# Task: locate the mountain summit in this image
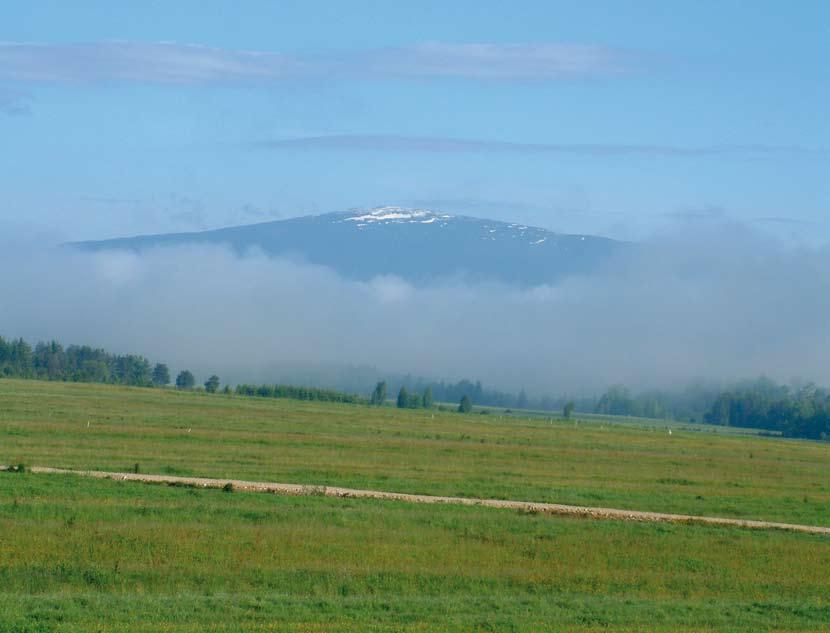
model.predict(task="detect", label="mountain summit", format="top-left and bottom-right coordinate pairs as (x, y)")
top-left (71, 206), bottom-right (622, 285)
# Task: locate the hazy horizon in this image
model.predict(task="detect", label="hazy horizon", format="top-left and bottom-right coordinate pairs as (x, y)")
top-left (2, 218), bottom-right (829, 397)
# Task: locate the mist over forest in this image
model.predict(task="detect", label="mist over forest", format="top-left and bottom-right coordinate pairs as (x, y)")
top-left (1, 221), bottom-right (829, 398)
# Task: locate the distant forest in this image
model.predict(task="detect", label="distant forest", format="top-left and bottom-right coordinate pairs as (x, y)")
top-left (0, 337), bottom-right (158, 386)
top-left (0, 336), bottom-right (364, 404)
top-left (1, 334), bottom-right (829, 439)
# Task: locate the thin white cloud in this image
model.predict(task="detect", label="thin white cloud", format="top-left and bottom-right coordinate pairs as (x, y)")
top-left (257, 134), bottom-right (828, 158)
top-left (351, 42), bottom-right (634, 80)
top-left (0, 40), bottom-right (633, 84)
top-left (0, 42), bottom-right (304, 84)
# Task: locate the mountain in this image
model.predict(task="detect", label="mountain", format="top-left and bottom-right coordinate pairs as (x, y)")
top-left (70, 206), bottom-right (623, 286)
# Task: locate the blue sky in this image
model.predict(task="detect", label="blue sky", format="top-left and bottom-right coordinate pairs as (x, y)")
top-left (1, 0), bottom-right (828, 241)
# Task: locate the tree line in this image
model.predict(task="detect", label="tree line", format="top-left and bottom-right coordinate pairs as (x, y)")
top-left (0, 335), bottom-right (222, 393)
top-left (389, 377), bottom-right (524, 410)
top-left (591, 383), bottom-right (722, 422)
top-left (703, 379), bottom-right (830, 439)
top-left (234, 383), bottom-right (366, 404)
top-left (589, 378), bottom-right (830, 440)
top-left (0, 336), bottom-right (158, 386)
top-left (4, 333), bottom-right (829, 438)
top-left (368, 381), bottom-right (471, 413)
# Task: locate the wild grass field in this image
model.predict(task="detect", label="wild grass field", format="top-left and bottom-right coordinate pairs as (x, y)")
top-left (1, 379), bottom-right (829, 524)
top-left (1, 378), bottom-right (830, 631)
top-left (1, 472), bottom-right (829, 632)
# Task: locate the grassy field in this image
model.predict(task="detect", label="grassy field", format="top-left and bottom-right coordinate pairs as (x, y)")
top-left (2, 378), bottom-right (830, 631)
top-left (1, 379), bottom-right (829, 525)
top-left (1, 471), bottom-right (829, 632)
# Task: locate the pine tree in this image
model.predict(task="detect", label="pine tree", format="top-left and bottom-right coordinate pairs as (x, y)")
top-left (458, 394), bottom-right (472, 414)
top-left (371, 381), bottom-right (387, 405)
top-left (422, 386), bottom-right (434, 409)
top-left (407, 392), bottom-right (422, 408)
top-left (397, 386), bottom-right (409, 409)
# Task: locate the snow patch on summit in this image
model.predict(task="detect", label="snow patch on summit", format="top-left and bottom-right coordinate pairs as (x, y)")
top-left (340, 206), bottom-right (453, 225)
top-left (337, 206), bottom-right (564, 247)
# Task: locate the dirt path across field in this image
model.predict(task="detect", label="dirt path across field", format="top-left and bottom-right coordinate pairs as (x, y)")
top-left (10, 465), bottom-right (830, 535)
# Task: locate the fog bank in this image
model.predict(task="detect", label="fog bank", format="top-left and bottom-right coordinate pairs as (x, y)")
top-left (1, 225), bottom-right (828, 395)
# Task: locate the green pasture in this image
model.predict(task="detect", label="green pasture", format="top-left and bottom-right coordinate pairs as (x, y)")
top-left (1, 379), bottom-right (828, 525)
top-left (2, 379), bottom-right (830, 631)
top-left (0, 472), bottom-right (828, 632)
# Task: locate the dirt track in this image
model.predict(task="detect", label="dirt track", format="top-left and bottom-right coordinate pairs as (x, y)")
top-left (12, 465), bottom-right (830, 535)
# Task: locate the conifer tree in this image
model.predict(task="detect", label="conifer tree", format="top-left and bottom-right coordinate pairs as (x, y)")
top-left (371, 381), bottom-right (387, 405)
top-left (422, 386), bottom-right (434, 409)
top-left (397, 386), bottom-right (409, 409)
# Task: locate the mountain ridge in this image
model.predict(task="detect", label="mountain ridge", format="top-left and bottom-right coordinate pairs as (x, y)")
top-left (69, 206), bottom-right (624, 286)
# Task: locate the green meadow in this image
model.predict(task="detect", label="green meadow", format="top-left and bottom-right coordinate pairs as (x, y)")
top-left (2, 379), bottom-right (829, 524)
top-left (2, 379), bottom-right (830, 631)
top-left (1, 473), bottom-right (829, 632)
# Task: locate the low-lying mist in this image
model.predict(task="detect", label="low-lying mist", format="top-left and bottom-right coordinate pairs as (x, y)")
top-left (1, 224), bottom-right (828, 395)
